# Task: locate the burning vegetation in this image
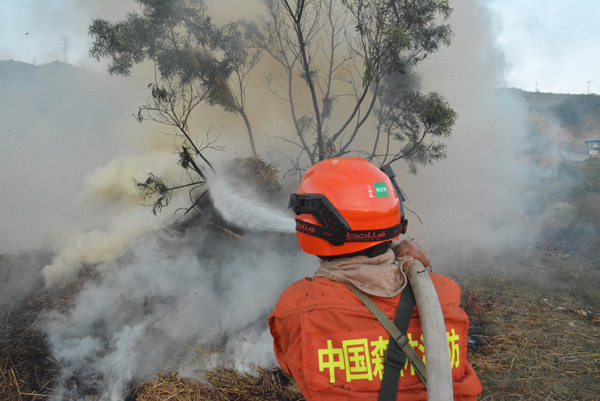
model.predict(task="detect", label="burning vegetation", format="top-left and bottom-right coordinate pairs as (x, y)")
top-left (2, 152), bottom-right (600, 399)
top-left (4, 137), bottom-right (600, 400)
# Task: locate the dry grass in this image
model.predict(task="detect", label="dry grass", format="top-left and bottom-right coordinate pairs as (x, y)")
top-left (135, 368), bottom-right (303, 401)
top-left (1, 292), bottom-right (60, 401)
top-left (0, 269), bottom-right (91, 401)
top-left (462, 271), bottom-right (600, 400)
top-left (225, 157), bottom-right (281, 194)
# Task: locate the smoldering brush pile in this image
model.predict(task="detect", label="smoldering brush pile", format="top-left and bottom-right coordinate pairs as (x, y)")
top-left (0, 275), bottom-right (85, 400)
top-left (135, 368), bottom-right (304, 401)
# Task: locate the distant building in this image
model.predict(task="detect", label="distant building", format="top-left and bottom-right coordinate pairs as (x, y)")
top-left (585, 139), bottom-right (600, 156)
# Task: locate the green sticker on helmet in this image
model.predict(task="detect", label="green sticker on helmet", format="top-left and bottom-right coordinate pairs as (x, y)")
top-left (373, 182), bottom-right (389, 198)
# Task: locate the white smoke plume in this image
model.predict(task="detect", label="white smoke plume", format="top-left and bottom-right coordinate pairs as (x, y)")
top-left (0, 62), bottom-right (144, 254)
top-left (397, 1), bottom-right (539, 262)
top-left (42, 224), bottom-right (313, 400)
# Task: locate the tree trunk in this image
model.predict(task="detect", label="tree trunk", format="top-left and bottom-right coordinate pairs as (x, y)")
top-left (239, 107), bottom-right (257, 157)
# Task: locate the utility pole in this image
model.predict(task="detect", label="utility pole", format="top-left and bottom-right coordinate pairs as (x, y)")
top-left (587, 81), bottom-right (591, 95)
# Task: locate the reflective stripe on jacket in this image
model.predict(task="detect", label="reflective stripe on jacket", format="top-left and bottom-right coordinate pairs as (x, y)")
top-left (268, 274), bottom-right (482, 401)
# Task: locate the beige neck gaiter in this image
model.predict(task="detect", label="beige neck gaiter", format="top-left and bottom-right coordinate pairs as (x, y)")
top-left (314, 249), bottom-right (412, 297)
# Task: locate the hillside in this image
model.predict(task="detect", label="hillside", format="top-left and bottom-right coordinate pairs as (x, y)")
top-left (504, 88), bottom-right (600, 154)
top-left (508, 88), bottom-right (600, 265)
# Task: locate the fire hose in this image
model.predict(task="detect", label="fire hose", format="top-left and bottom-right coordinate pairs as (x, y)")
top-left (348, 256), bottom-right (456, 400)
top-left (407, 259), bottom-right (454, 401)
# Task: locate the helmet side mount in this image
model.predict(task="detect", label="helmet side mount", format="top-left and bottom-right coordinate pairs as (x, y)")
top-left (289, 193), bottom-right (350, 245)
top-left (381, 164), bottom-right (408, 234)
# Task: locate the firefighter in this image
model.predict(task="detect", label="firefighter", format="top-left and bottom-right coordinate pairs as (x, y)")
top-left (269, 157), bottom-right (482, 400)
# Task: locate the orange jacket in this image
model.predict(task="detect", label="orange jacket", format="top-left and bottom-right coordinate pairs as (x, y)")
top-left (268, 273), bottom-right (482, 400)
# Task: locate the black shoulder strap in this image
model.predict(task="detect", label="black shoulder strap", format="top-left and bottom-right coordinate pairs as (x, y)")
top-left (378, 282), bottom-right (417, 401)
top-left (346, 283), bottom-right (427, 395)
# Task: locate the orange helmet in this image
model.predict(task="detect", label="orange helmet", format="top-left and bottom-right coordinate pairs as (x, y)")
top-left (289, 157), bottom-right (407, 256)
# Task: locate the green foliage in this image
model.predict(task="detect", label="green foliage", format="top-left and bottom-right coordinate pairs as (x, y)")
top-left (89, 0), bottom-right (214, 78)
top-left (545, 158), bottom-right (600, 203)
top-left (90, 0), bottom-right (261, 159)
top-left (344, 0), bottom-right (453, 85)
top-left (551, 94), bottom-right (600, 127)
top-left (134, 173), bottom-right (172, 215)
top-left (518, 89), bottom-right (600, 141)
top-left (380, 27), bottom-right (411, 75)
top-left (88, 0), bottom-right (261, 109)
top-left (375, 70), bottom-right (456, 172)
top-left (419, 92), bottom-right (457, 137)
top-left (536, 158), bottom-right (600, 263)
top-left (253, 0), bottom-right (457, 167)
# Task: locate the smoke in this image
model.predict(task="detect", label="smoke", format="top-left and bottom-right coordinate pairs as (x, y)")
top-left (42, 223), bottom-right (312, 400)
top-left (41, 150), bottom-right (190, 286)
top-left (0, 58), bottom-right (173, 256)
top-left (394, 1), bottom-right (540, 261)
top-left (199, 0), bottom-right (550, 266)
top-left (0, 250), bottom-right (52, 307)
top-left (0, 0), bottom-right (577, 400)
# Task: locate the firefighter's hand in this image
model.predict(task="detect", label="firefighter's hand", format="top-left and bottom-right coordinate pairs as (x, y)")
top-left (393, 240), bottom-right (431, 267)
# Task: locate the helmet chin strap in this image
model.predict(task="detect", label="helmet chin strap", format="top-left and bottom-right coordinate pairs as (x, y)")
top-left (289, 193), bottom-right (402, 246)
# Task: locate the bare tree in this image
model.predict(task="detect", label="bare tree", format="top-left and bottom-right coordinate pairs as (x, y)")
top-left (133, 72), bottom-right (221, 215)
top-left (253, 0), bottom-right (455, 170)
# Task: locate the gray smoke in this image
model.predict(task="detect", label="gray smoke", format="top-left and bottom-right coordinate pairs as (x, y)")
top-left (0, 61), bottom-right (146, 254)
top-left (42, 225), bottom-right (312, 400)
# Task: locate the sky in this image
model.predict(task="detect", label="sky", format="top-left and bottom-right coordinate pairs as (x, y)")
top-left (1, 0), bottom-right (600, 94)
top-left (488, 0), bottom-right (600, 94)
